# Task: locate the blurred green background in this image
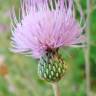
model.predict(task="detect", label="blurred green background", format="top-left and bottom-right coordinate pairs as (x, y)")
top-left (0, 0), bottom-right (96, 96)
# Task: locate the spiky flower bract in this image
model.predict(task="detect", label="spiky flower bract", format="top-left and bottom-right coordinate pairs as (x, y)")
top-left (11, 0), bottom-right (85, 82)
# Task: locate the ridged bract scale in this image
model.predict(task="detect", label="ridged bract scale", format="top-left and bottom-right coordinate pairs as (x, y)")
top-left (38, 51), bottom-right (67, 82)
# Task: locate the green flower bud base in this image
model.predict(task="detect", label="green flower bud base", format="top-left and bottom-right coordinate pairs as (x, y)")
top-left (38, 51), bottom-right (67, 82)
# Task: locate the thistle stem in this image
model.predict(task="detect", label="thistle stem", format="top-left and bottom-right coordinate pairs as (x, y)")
top-left (52, 83), bottom-right (61, 96)
top-left (84, 0), bottom-right (91, 96)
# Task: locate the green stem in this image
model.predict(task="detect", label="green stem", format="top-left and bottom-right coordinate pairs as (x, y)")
top-left (84, 0), bottom-right (91, 96)
top-left (52, 83), bottom-right (61, 96)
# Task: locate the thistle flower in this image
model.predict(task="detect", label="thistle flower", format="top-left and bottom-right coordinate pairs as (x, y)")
top-left (10, 0), bottom-right (85, 82)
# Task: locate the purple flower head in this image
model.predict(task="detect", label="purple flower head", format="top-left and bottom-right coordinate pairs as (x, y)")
top-left (11, 0), bottom-right (86, 59)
